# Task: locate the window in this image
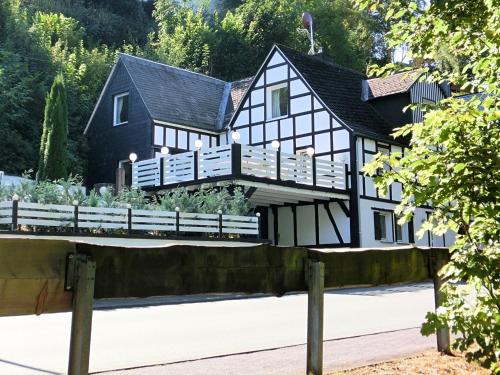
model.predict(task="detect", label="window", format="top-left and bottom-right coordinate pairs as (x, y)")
top-left (395, 222), bottom-right (403, 242)
top-left (113, 93), bottom-right (129, 125)
top-left (177, 130), bottom-right (187, 150)
top-left (267, 84), bottom-right (288, 119)
top-left (165, 128), bottom-right (176, 147)
top-left (373, 211), bottom-right (390, 241)
top-left (154, 126), bottom-right (164, 146)
top-left (394, 215), bottom-right (410, 243)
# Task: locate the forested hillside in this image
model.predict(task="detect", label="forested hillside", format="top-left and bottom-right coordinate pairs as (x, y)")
top-left (0, 0), bottom-right (390, 178)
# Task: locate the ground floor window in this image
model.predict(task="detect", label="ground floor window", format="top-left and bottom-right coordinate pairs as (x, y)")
top-left (395, 220), bottom-right (409, 243)
top-left (373, 210), bottom-right (391, 241)
top-left (373, 209), bottom-right (410, 243)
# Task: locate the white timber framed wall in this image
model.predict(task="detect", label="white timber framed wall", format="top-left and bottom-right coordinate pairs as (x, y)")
top-left (357, 136), bottom-right (454, 248)
top-left (152, 122), bottom-right (218, 157)
top-left (229, 47), bottom-right (351, 247)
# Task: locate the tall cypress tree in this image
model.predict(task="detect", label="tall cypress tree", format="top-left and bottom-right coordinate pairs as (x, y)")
top-left (38, 73), bottom-right (68, 180)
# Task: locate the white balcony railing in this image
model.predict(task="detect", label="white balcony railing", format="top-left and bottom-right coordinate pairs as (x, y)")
top-left (132, 144), bottom-right (348, 191)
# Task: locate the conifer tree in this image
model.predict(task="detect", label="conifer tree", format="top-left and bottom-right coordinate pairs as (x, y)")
top-left (38, 73), bottom-right (68, 180)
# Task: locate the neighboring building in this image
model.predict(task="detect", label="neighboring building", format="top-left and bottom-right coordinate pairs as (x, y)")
top-left (85, 44), bottom-right (454, 248)
top-left (0, 172), bottom-right (31, 187)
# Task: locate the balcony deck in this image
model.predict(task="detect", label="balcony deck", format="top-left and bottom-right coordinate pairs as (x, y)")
top-left (132, 144), bottom-right (350, 206)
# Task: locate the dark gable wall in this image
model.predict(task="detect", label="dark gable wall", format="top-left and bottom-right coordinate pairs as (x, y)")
top-left (86, 60), bottom-right (152, 187)
top-left (368, 93), bottom-right (412, 129)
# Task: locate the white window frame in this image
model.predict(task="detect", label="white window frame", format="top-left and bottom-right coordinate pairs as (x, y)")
top-left (373, 210), bottom-right (393, 242)
top-left (266, 83), bottom-right (289, 120)
top-left (394, 215), bottom-right (410, 244)
top-left (113, 92), bottom-right (129, 126)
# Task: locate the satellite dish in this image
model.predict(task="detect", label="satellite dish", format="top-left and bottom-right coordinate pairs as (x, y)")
top-left (302, 12), bottom-right (313, 30)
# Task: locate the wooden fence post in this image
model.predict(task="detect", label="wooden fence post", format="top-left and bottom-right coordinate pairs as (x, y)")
top-left (193, 150), bottom-right (199, 181)
top-left (431, 249), bottom-right (451, 354)
top-left (256, 212), bottom-right (261, 239)
top-left (218, 210), bottom-right (223, 238)
top-left (175, 207), bottom-right (180, 236)
top-left (11, 194), bottom-right (19, 231)
top-left (68, 254), bottom-right (96, 375)
top-left (127, 204), bottom-right (132, 235)
top-left (276, 150), bottom-right (281, 181)
top-left (312, 157), bottom-right (317, 187)
top-left (307, 259), bottom-right (325, 375)
top-left (73, 201), bottom-right (79, 233)
top-left (231, 143), bottom-right (242, 177)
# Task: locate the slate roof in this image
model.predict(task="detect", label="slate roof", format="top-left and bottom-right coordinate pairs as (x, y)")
top-left (364, 70), bottom-right (421, 100)
top-left (277, 45), bottom-right (395, 138)
top-left (120, 53), bottom-right (229, 131)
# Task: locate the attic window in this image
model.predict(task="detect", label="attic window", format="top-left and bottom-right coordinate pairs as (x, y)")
top-left (114, 93), bottom-right (129, 125)
top-left (267, 83), bottom-right (288, 119)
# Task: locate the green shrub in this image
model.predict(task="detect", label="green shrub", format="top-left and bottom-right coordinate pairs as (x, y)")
top-left (1, 174), bottom-right (252, 215)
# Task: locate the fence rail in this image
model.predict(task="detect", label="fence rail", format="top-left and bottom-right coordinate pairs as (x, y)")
top-left (198, 145), bottom-right (232, 178)
top-left (280, 153), bottom-right (313, 185)
top-left (132, 144), bottom-right (348, 191)
top-left (0, 200), bottom-right (260, 238)
top-left (163, 152), bottom-right (195, 185)
top-left (132, 158), bottom-right (161, 187)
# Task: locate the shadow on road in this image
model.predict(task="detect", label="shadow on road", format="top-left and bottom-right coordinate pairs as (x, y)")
top-left (94, 282), bottom-right (434, 311)
top-left (0, 358), bottom-right (62, 375)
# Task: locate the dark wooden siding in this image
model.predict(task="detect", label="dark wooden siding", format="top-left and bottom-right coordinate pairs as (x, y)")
top-left (86, 60), bottom-right (152, 187)
top-left (369, 94), bottom-right (412, 129)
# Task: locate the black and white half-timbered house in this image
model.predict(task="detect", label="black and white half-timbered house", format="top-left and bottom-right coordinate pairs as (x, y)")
top-left (85, 44), bottom-right (454, 249)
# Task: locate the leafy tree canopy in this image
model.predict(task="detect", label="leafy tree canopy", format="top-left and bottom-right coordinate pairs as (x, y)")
top-left (356, 0), bottom-right (499, 370)
top-left (1, 0), bottom-right (390, 180)
top-left (150, 0), bottom-right (389, 79)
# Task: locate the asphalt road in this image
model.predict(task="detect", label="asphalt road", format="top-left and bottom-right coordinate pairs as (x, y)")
top-left (0, 283), bottom-right (435, 375)
top-left (104, 327), bottom-right (435, 375)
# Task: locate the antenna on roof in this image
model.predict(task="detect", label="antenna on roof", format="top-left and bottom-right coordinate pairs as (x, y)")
top-left (297, 12), bottom-right (318, 55)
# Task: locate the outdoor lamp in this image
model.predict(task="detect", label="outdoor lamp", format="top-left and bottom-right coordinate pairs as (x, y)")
top-left (231, 131), bottom-right (241, 143)
top-left (12, 193), bottom-right (19, 201)
top-left (160, 146), bottom-right (169, 155)
top-left (194, 139), bottom-right (203, 149)
top-left (271, 140), bottom-right (280, 150)
top-left (129, 152), bottom-right (138, 163)
top-left (306, 147), bottom-right (315, 157)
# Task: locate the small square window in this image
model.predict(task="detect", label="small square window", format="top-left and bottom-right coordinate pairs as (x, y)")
top-left (267, 84), bottom-right (288, 119)
top-left (113, 93), bottom-right (129, 125)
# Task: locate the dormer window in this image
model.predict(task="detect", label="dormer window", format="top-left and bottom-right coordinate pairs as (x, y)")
top-left (113, 93), bottom-right (129, 125)
top-left (267, 83), bottom-right (288, 119)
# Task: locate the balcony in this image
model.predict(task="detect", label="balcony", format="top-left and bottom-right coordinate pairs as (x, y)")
top-left (132, 144), bottom-right (349, 206)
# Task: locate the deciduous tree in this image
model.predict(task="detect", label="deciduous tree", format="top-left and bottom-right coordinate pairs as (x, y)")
top-left (356, 0), bottom-right (499, 370)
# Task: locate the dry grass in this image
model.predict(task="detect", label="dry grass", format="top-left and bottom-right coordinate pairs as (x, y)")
top-left (330, 350), bottom-right (490, 375)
